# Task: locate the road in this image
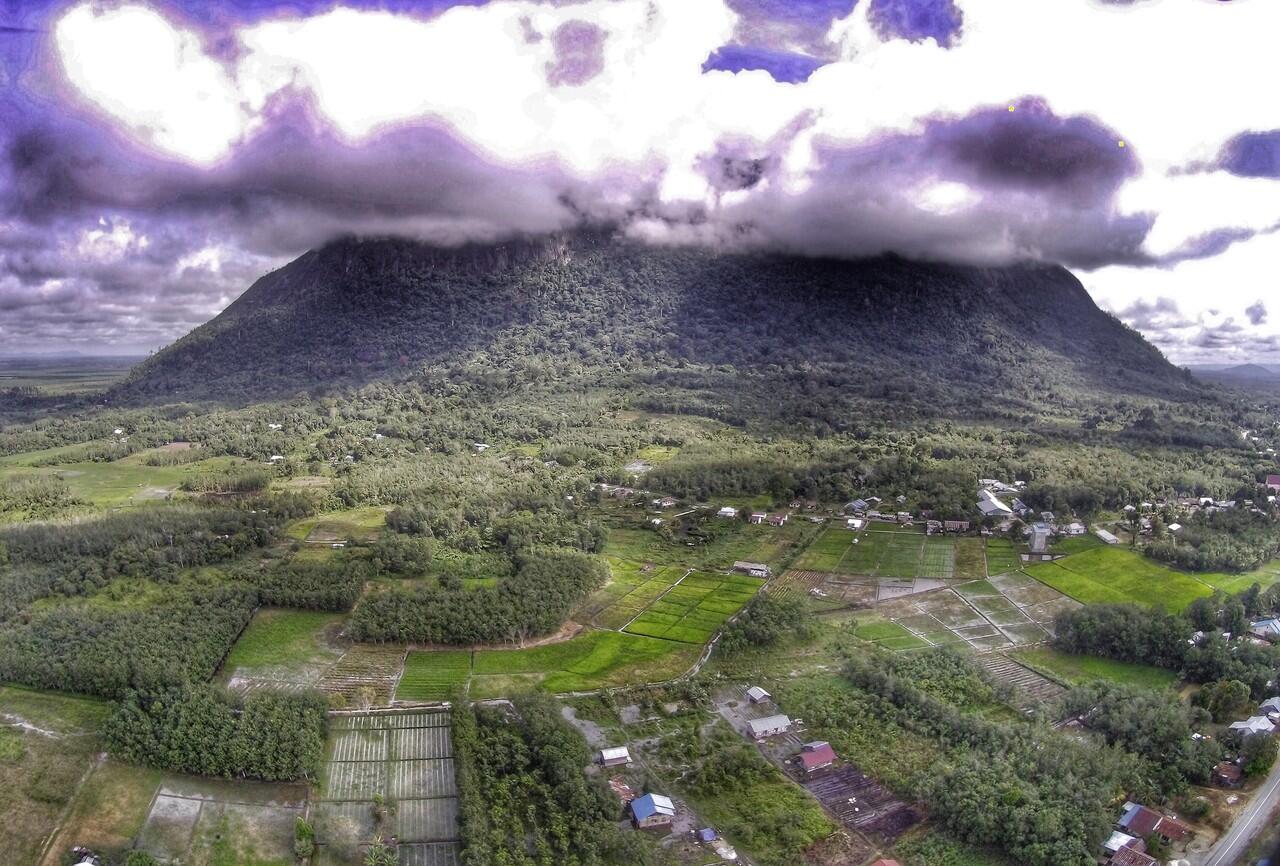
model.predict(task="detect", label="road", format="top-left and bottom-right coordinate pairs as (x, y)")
top-left (1200, 757), bottom-right (1280, 866)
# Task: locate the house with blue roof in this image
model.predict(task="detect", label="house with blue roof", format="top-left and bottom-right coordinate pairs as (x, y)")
top-left (631, 792), bottom-right (676, 829)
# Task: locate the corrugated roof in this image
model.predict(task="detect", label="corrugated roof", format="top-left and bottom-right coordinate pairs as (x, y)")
top-left (632, 793), bottom-right (676, 820)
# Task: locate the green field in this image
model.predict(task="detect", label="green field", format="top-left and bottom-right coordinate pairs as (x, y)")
top-left (285, 505), bottom-right (388, 543)
top-left (1024, 546), bottom-right (1213, 612)
top-left (1194, 558), bottom-right (1280, 594)
top-left (954, 538), bottom-right (987, 579)
top-left (793, 526), bottom-right (957, 579)
top-left (0, 685), bottom-right (113, 864)
top-left (468, 629), bottom-right (698, 696)
top-left (397, 650), bottom-right (473, 701)
top-left (984, 539), bottom-right (1020, 575)
top-left (853, 619), bottom-right (930, 650)
top-left (0, 451), bottom-right (244, 509)
top-left (622, 571), bottom-right (764, 643)
top-left (1012, 647), bottom-right (1179, 690)
top-left (581, 559), bottom-right (690, 629)
top-left (221, 609), bottom-right (343, 675)
top-left (603, 516), bottom-right (817, 572)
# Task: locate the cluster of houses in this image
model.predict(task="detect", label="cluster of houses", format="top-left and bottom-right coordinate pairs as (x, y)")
top-left (1103, 802), bottom-right (1192, 866)
top-left (844, 496), bottom-right (917, 526)
top-left (1227, 696), bottom-right (1280, 739)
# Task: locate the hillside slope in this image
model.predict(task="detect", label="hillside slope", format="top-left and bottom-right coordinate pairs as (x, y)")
top-left (116, 234), bottom-right (1190, 417)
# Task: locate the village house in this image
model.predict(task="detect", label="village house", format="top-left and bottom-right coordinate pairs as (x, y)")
top-left (1259, 696), bottom-right (1280, 716)
top-left (768, 512), bottom-right (788, 526)
top-left (846, 498), bottom-right (870, 513)
top-left (733, 561), bottom-right (771, 578)
top-left (599, 746), bottom-right (631, 767)
top-left (1251, 618), bottom-right (1280, 642)
top-left (1109, 845), bottom-right (1157, 866)
top-left (977, 488), bottom-right (1013, 519)
top-left (1103, 831), bottom-right (1141, 857)
top-left (747, 714), bottom-right (791, 740)
top-left (1029, 523), bottom-right (1051, 555)
top-left (746, 685), bottom-right (772, 705)
top-left (944, 519), bottom-right (971, 532)
top-left (653, 496), bottom-right (678, 508)
top-left (1063, 521), bottom-right (1086, 535)
top-left (1229, 715), bottom-right (1276, 737)
top-left (749, 511), bottom-right (767, 524)
top-left (631, 793), bottom-right (676, 830)
top-left (798, 741), bottom-right (837, 773)
top-left (1116, 802), bottom-right (1191, 844)
top-left (472, 442), bottom-right (490, 452)
top-left (717, 506), bottom-right (739, 519)
top-left (1212, 760), bottom-right (1243, 788)
top-left (926, 519), bottom-right (943, 534)
top-left (846, 517), bottom-right (866, 530)
top-left (1267, 474), bottom-right (1280, 493)
top-left (1095, 528), bottom-right (1119, 545)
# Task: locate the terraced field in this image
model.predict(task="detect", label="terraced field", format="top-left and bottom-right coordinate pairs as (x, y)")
top-left (314, 711), bottom-right (460, 866)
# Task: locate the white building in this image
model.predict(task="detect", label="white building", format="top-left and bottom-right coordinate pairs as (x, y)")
top-left (717, 506), bottom-right (739, 519)
top-left (747, 714), bottom-right (791, 740)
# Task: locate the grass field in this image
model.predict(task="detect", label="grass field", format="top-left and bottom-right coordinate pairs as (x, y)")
top-left (0, 685), bottom-right (113, 865)
top-left (1194, 558), bottom-right (1280, 594)
top-left (853, 618), bottom-right (931, 650)
top-left (221, 609), bottom-right (343, 675)
top-left (45, 761), bottom-right (164, 866)
top-left (955, 538), bottom-right (987, 579)
top-left (792, 526), bottom-right (959, 580)
top-left (1024, 546), bottom-right (1213, 612)
top-left (468, 629), bottom-right (698, 696)
top-left (622, 571), bottom-right (764, 643)
top-left (0, 452), bottom-right (245, 510)
top-left (1012, 647), bottom-right (1179, 690)
top-left (285, 506), bottom-right (388, 544)
top-left (397, 650), bottom-right (473, 701)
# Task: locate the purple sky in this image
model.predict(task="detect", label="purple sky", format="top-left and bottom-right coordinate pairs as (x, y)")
top-left (1, 0), bottom-right (1278, 362)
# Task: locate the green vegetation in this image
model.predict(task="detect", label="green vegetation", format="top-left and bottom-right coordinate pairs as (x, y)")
top-left (104, 685), bottom-right (328, 781)
top-left (1013, 646), bottom-right (1179, 690)
top-left (983, 538), bottom-right (1020, 575)
top-left (397, 650), bottom-right (472, 701)
top-left (1026, 546), bottom-right (1213, 612)
top-left (623, 571), bottom-right (763, 643)
top-left (453, 694), bottom-right (653, 865)
top-left (285, 506), bottom-right (387, 543)
top-left (470, 629), bottom-right (697, 696)
top-left (221, 609), bottom-right (343, 674)
top-left (853, 618), bottom-right (931, 650)
top-left (0, 684), bottom-right (112, 864)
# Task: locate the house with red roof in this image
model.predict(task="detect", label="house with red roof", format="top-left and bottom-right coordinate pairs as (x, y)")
top-left (798, 741), bottom-right (837, 773)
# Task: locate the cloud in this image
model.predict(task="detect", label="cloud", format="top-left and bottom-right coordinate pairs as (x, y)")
top-left (1246, 300), bottom-right (1267, 327)
top-left (4, 0), bottom-right (1280, 354)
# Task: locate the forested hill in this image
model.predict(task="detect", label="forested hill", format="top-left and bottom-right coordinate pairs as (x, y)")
top-left (115, 233), bottom-right (1191, 416)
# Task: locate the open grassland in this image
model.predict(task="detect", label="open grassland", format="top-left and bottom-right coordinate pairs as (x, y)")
top-left (221, 609), bottom-right (343, 675)
top-left (0, 685), bottom-right (112, 866)
top-left (0, 452), bottom-right (245, 509)
top-left (1193, 558), bottom-right (1280, 594)
top-left (397, 650), bottom-right (473, 702)
top-left (1052, 535), bottom-right (1104, 556)
top-left (852, 618), bottom-right (931, 651)
top-left (1024, 546), bottom-right (1213, 612)
top-left (285, 505), bottom-right (388, 543)
top-left (622, 571), bottom-right (764, 644)
top-left (468, 629), bottom-right (698, 697)
top-left (1012, 646), bottom-right (1179, 690)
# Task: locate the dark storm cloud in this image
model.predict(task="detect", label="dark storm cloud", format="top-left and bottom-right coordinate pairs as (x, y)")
top-left (868, 0), bottom-right (963, 46)
top-left (702, 44), bottom-right (828, 83)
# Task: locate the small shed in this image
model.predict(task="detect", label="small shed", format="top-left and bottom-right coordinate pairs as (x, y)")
top-left (749, 512), bottom-right (767, 524)
top-left (745, 686), bottom-right (771, 705)
top-left (1213, 761), bottom-right (1243, 788)
top-left (599, 746), bottom-right (631, 767)
top-left (733, 561), bottom-right (771, 578)
top-left (718, 506), bottom-right (739, 518)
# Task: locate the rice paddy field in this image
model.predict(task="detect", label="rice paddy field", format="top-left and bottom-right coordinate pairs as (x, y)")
top-left (1023, 546), bottom-right (1213, 612)
top-left (314, 711), bottom-right (460, 866)
top-left (602, 516), bottom-right (818, 571)
top-left (621, 570), bottom-right (765, 643)
top-left (791, 526), bottom-right (960, 579)
top-left (468, 629), bottom-right (699, 697)
top-left (579, 558), bottom-right (690, 629)
top-left (397, 651), bottom-right (473, 702)
top-left (984, 538), bottom-right (1021, 575)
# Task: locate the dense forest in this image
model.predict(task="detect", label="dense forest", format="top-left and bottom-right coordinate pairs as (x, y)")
top-left (453, 694), bottom-right (651, 866)
top-left (114, 235), bottom-right (1191, 425)
top-left (103, 685), bottom-right (328, 781)
top-left (349, 548), bottom-right (608, 644)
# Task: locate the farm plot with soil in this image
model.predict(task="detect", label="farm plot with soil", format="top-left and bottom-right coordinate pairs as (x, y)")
top-left (314, 710), bottom-right (460, 866)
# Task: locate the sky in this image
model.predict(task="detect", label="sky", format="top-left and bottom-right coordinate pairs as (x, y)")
top-left (1, 0), bottom-right (1279, 363)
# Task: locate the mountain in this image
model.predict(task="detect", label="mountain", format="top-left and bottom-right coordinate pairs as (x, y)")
top-left (1187, 363), bottom-right (1280, 391)
top-left (114, 234), bottom-right (1191, 419)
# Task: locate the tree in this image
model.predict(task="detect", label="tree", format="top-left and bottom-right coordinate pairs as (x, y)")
top-left (1241, 734), bottom-right (1278, 778)
top-left (364, 837), bottom-right (398, 866)
top-left (1200, 680), bottom-right (1252, 723)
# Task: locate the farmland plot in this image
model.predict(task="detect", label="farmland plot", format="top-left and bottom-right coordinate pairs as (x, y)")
top-left (622, 571), bottom-right (764, 643)
top-left (319, 644), bottom-right (406, 706)
top-left (315, 710), bottom-right (460, 866)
